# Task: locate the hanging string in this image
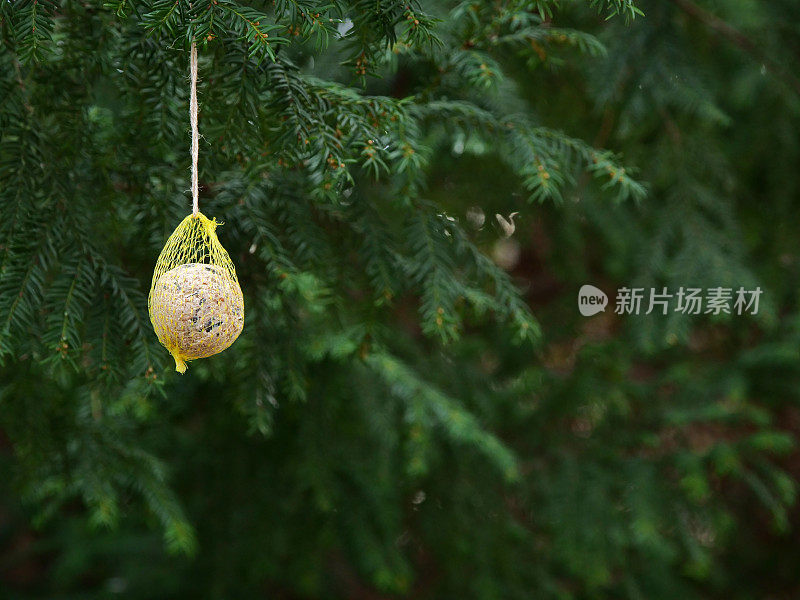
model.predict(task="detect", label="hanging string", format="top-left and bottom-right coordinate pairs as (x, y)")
top-left (189, 40), bottom-right (199, 216)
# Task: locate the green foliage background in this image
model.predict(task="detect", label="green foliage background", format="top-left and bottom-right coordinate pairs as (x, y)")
top-left (2, 0), bottom-right (800, 597)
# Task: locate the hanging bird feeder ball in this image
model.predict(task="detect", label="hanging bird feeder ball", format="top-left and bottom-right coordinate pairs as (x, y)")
top-left (148, 213), bottom-right (244, 373)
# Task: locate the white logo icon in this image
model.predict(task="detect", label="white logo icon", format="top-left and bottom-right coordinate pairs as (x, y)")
top-left (578, 285), bottom-right (608, 316)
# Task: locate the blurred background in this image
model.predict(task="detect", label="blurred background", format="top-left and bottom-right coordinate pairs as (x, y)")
top-left (2, 0), bottom-right (800, 598)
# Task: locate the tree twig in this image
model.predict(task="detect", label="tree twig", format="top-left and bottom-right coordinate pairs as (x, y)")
top-left (671, 0), bottom-right (800, 98)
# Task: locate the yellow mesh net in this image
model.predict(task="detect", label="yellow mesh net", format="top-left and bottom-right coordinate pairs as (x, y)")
top-left (148, 212), bottom-right (244, 373)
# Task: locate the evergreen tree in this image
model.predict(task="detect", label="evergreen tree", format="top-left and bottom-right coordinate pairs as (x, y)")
top-left (1, 0), bottom-right (800, 598)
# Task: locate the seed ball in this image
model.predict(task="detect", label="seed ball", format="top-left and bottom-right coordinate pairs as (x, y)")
top-left (150, 263), bottom-right (244, 362)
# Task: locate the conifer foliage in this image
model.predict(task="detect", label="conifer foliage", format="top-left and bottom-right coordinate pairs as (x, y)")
top-left (2, 0), bottom-right (800, 598)
top-left (0, 0), bottom-right (639, 551)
